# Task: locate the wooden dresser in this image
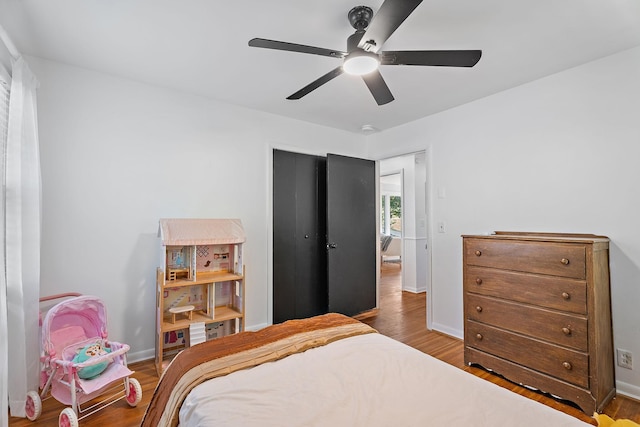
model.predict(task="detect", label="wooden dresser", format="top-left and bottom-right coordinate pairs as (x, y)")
top-left (462, 232), bottom-right (615, 413)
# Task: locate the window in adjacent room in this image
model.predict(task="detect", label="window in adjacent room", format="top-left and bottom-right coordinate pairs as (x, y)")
top-left (380, 172), bottom-right (402, 237)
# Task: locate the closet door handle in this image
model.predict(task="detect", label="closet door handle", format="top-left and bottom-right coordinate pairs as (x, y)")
top-left (327, 243), bottom-right (337, 250)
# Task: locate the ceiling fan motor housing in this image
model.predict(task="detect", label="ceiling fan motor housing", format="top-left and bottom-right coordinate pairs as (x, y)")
top-left (348, 6), bottom-right (373, 30)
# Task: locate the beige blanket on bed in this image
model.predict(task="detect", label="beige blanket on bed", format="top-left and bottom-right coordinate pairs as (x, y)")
top-left (141, 313), bottom-right (377, 427)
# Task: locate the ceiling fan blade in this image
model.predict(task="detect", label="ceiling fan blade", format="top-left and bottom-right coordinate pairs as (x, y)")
top-left (362, 70), bottom-right (394, 105)
top-left (381, 50), bottom-right (482, 67)
top-left (358, 0), bottom-right (423, 53)
top-left (287, 67), bottom-right (344, 100)
top-left (249, 38), bottom-right (346, 59)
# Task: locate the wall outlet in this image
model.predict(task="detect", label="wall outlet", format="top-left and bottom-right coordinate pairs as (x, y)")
top-left (617, 348), bottom-right (633, 369)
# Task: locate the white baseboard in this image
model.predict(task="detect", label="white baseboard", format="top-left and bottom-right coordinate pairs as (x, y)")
top-left (246, 322), bottom-right (270, 331)
top-left (127, 348), bottom-right (155, 364)
top-left (431, 322), bottom-right (463, 340)
top-left (402, 284), bottom-right (426, 293)
top-left (616, 380), bottom-right (640, 401)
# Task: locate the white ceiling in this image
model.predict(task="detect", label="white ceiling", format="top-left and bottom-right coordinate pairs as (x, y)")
top-left (1, 0), bottom-right (640, 134)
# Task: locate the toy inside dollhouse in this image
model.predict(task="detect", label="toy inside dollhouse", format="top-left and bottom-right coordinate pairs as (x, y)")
top-left (166, 246), bottom-right (192, 281)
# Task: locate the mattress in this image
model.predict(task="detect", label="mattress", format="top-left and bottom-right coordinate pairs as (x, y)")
top-left (178, 333), bottom-right (592, 426)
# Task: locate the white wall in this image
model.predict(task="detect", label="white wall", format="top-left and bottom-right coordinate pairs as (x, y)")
top-left (30, 57), bottom-right (367, 361)
top-left (367, 45), bottom-right (640, 397)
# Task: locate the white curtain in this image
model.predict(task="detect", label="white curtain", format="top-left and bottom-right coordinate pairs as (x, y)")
top-left (0, 25), bottom-right (41, 423)
top-left (0, 61), bottom-right (9, 427)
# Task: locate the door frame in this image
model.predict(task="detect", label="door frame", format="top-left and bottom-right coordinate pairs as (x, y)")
top-left (267, 145), bottom-right (381, 325)
top-left (376, 148), bottom-right (433, 330)
top-left (268, 145), bottom-right (433, 329)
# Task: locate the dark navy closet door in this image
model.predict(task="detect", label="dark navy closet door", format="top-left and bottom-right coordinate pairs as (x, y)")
top-left (326, 154), bottom-right (376, 316)
top-left (273, 150), bottom-right (327, 323)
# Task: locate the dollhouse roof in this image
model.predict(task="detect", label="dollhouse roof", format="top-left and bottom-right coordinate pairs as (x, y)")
top-left (158, 218), bottom-right (245, 246)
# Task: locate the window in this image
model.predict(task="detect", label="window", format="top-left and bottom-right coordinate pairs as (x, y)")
top-left (380, 172), bottom-right (402, 236)
top-left (380, 194), bottom-right (401, 236)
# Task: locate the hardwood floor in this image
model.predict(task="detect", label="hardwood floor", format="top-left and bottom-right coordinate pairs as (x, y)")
top-left (9, 263), bottom-right (640, 425)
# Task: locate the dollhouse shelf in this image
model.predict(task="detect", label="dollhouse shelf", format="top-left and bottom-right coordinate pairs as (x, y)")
top-left (155, 218), bottom-right (246, 375)
top-left (164, 271), bottom-right (243, 288)
top-left (161, 305), bottom-right (244, 333)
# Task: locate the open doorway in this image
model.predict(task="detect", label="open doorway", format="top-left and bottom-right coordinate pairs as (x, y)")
top-left (379, 152), bottom-right (428, 296)
top-left (380, 173), bottom-right (402, 270)
top-left (380, 172), bottom-right (403, 301)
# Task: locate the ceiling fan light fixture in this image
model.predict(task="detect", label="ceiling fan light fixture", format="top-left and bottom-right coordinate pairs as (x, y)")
top-left (343, 51), bottom-right (379, 76)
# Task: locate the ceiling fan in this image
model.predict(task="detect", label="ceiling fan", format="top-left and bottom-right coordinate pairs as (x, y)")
top-left (248, 0), bottom-right (482, 106)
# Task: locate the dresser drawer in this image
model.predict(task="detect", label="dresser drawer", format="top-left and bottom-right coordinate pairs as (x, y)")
top-left (464, 238), bottom-right (586, 279)
top-left (465, 293), bottom-right (588, 351)
top-left (464, 266), bottom-right (587, 314)
top-left (466, 321), bottom-right (588, 388)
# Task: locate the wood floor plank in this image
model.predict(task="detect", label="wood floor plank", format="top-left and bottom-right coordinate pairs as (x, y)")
top-left (9, 262), bottom-right (640, 425)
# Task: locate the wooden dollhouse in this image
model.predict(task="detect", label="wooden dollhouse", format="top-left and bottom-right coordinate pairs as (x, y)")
top-left (155, 218), bottom-right (245, 373)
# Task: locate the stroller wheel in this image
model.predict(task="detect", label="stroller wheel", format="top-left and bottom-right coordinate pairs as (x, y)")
top-left (25, 391), bottom-right (42, 421)
top-left (125, 377), bottom-right (142, 407)
top-left (59, 408), bottom-right (78, 427)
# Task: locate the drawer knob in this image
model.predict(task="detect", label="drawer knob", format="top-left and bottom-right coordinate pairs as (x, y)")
top-left (562, 292), bottom-right (570, 300)
top-left (562, 361), bottom-right (572, 370)
top-left (476, 333), bottom-right (483, 340)
top-left (562, 327), bottom-right (572, 335)
top-left (476, 306), bottom-right (483, 313)
top-left (561, 258), bottom-right (570, 265)
top-left (475, 278), bottom-right (483, 285)
top-left (474, 250), bottom-right (482, 256)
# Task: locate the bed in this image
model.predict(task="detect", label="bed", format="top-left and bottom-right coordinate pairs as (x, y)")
top-left (142, 313), bottom-right (594, 427)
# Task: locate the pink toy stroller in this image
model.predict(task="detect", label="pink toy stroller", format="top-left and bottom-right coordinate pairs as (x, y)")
top-left (25, 294), bottom-right (142, 427)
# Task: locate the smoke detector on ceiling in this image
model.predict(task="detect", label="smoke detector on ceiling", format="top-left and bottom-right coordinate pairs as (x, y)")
top-left (361, 124), bottom-right (378, 134)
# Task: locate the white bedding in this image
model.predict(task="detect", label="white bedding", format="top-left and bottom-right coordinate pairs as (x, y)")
top-left (179, 333), bottom-right (591, 426)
